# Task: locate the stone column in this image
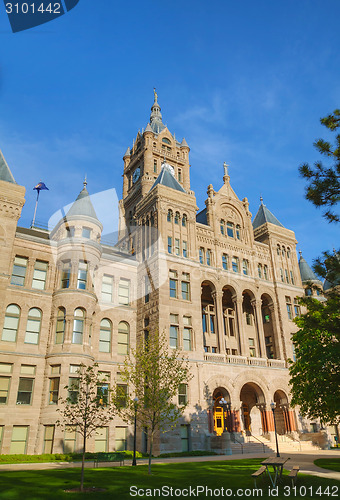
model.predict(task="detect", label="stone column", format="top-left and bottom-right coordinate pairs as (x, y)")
top-left (251, 298), bottom-right (266, 358)
top-left (233, 295), bottom-right (246, 356)
top-left (212, 290), bottom-right (224, 353)
top-left (269, 303), bottom-right (284, 360)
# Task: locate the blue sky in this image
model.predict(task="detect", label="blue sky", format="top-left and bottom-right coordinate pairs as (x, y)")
top-left (0, 0), bottom-right (339, 267)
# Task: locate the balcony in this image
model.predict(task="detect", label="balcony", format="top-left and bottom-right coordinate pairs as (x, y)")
top-left (203, 353), bottom-right (286, 369)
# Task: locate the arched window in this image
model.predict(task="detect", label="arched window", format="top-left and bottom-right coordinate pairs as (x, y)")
top-left (220, 220), bottom-right (225, 235)
top-left (167, 209), bottom-right (173, 222)
top-left (242, 259), bottom-right (249, 275)
top-left (182, 214), bottom-right (187, 227)
top-left (264, 265), bottom-right (268, 280)
top-left (236, 224), bottom-right (241, 240)
top-left (258, 264), bottom-right (263, 279)
top-left (72, 308), bottom-right (85, 344)
top-left (2, 304), bottom-right (20, 342)
top-left (287, 248), bottom-right (291, 258)
top-left (162, 137), bottom-right (171, 145)
top-left (277, 245), bottom-right (281, 256)
top-left (174, 212), bottom-right (180, 225)
top-left (25, 308), bottom-right (42, 344)
top-left (222, 253), bottom-right (228, 270)
top-left (55, 307), bottom-right (66, 344)
top-left (282, 246), bottom-right (286, 257)
top-left (199, 248), bottom-right (204, 264)
top-left (118, 321), bottom-right (129, 355)
top-left (99, 319), bottom-right (112, 353)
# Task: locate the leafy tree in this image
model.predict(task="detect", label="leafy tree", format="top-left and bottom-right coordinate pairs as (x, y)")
top-left (112, 330), bottom-right (192, 474)
top-left (299, 109), bottom-right (340, 222)
top-left (313, 249), bottom-right (340, 291)
top-left (289, 292), bottom-right (340, 426)
top-left (56, 363), bottom-right (115, 492)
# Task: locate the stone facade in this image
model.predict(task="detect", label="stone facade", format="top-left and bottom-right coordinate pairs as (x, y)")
top-left (0, 95), bottom-right (321, 456)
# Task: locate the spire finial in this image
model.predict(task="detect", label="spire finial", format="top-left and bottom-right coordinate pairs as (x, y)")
top-left (153, 88), bottom-right (158, 103)
top-left (223, 162), bottom-right (229, 177)
top-left (299, 249), bottom-right (302, 257)
top-left (83, 175), bottom-right (87, 188)
top-left (260, 195), bottom-right (263, 204)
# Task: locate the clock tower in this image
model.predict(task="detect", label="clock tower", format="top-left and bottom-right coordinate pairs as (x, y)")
top-left (119, 91), bottom-right (192, 235)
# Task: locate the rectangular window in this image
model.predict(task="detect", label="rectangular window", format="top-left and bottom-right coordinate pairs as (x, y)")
top-left (0, 363), bottom-right (13, 374)
top-left (286, 296), bottom-right (293, 320)
top-left (242, 260), bottom-right (248, 275)
top-left (206, 250), bottom-right (211, 266)
top-left (294, 298), bottom-right (301, 317)
top-left (168, 236), bottom-right (173, 254)
top-left (178, 384), bottom-right (188, 405)
top-left (10, 426), bottom-right (28, 454)
top-left (170, 314), bottom-right (179, 348)
top-left (290, 271), bottom-right (295, 285)
top-left (280, 268), bottom-right (284, 282)
top-left (77, 261), bottom-right (88, 290)
top-left (227, 222), bottom-right (234, 238)
top-left (16, 378), bottom-right (34, 405)
top-left (66, 226), bottom-right (75, 238)
top-left (183, 316), bottom-right (192, 351)
top-left (32, 260), bottom-right (48, 290)
top-left (145, 275), bottom-right (150, 303)
top-left (115, 427), bottom-right (127, 451)
top-left (43, 425), bottom-right (55, 454)
top-left (0, 377), bottom-right (10, 404)
top-left (95, 427), bottom-right (108, 452)
top-left (181, 273), bottom-right (190, 301)
top-left (181, 424), bottom-right (190, 452)
top-left (183, 240), bottom-right (187, 258)
top-left (153, 160), bottom-right (157, 173)
top-left (97, 382), bottom-right (109, 406)
top-left (64, 425), bottom-right (77, 453)
top-left (285, 269), bottom-right (290, 283)
top-left (175, 238), bottom-right (180, 256)
top-left (245, 312), bottom-right (252, 326)
top-left (199, 247), bottom-right (204, 264)
top-left (169, 270), bottom-right (177, 298)
top-left (249, 338), bottom-right (256, 357)
top-left (11, 256), bottom-right (28, 286)
top-left (222, 254), bottom-right (228, 270)
top-left (264, 265), bottom-right (268, 280)
top-left (82, 227), bottom-right (91, 238)
top-left (101, 275), bottom-right (113, 303)
top-left (232, 257), bottom-right (239, 273)
top-left (49, 378), bottom-right (60, 405)
top-left (61, 261), bottom-right (71, 289)
top-left (178, 168), bottom-right (182, 182)
top-left (118, 279), bottom-right (130, 305)
top-left (68, 377), bottom-right (79, 404)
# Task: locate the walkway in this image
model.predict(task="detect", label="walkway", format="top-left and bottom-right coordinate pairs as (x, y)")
top-left (0, 449), bottom-right (339, 481)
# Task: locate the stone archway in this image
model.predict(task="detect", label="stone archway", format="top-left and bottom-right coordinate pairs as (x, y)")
top-left (240, 382), bottom-right (266, 436)
top-left (212, 388), bottom-right (231, 436)
top-left (274, 390), bottom-right (289, 435)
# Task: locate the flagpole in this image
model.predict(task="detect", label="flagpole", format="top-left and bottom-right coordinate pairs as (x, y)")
top-left (32, 189), bottom-right (40, 228)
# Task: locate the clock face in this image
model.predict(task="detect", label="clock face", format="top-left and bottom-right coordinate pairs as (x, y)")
top-left (132, 167), bottom-right (140, 183)
top-left (168, 165), bottom-right (175, 176)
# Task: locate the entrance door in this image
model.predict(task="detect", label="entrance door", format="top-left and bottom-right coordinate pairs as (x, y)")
top-left (242, 403), bottom-right (251, 434)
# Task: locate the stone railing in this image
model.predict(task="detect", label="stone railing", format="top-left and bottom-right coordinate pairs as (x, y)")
top-left (203, 353), bottom-right (286, 369)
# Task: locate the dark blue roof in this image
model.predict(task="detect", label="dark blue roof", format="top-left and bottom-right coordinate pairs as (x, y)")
top-left (66, 185), bottom-right (99, 221)
top-left (253, 202), bottom-right (284, 229)
top-left (298, 255), bottom-right (319, 283)
top-left (196, 208), bottom-right (208, 225)
top-left (150, 164), bottom-right (186, 193)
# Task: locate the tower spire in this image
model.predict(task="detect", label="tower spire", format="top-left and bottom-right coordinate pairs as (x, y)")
top-left (150, 88), bottom-right (165, 133)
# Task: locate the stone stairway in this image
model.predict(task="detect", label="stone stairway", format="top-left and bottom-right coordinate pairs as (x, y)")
top-left (230, 434), bottom-right (318, 455)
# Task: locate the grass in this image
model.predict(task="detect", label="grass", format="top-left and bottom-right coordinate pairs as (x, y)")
top-left (315, 458), bottom-right (340, 472)
top-left (0, 450), bottom-right (142, 464)
top-left (0, 459), bottom-right (339, 500)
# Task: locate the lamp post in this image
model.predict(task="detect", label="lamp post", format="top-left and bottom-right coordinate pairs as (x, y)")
top-left (270, 401), bottom-right (280, 457)
top-left (132, 396), bottom-right (139, 466)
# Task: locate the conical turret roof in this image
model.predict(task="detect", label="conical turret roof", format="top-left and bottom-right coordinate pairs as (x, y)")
top-left (66, 181), bottom-right (99, 221)
top-left (0, 149), bottom-right (16, 184)
top-left (253, 198), bottom-right (284, 229)
top-left (298, 252), bottom-right (320, 283)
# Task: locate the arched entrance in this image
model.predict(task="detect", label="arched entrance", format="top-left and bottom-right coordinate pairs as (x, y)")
top-left (213, 388), bottom-right (231, 436)
top-left (274, 390), bottom-right (289, 435)
top-left (240, 383), bottom-right (266, 436)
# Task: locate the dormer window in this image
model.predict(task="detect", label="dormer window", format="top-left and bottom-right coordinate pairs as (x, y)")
top-left (162, 137), bottom-right (171, 145)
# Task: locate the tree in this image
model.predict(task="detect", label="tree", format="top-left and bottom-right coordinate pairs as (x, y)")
top-left (112, 330), bottom-right (192, 474)
top-left (313, 249), bottom-right (340, 291)
top-left (289, 291), bottom-right (340, 426)
top-left (56, 363), bottom-right (115, 492)
top-left (299, 109), bottom-right (340, 223)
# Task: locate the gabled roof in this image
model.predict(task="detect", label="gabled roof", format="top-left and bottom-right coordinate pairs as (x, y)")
top-left (0, 149), bottom-right (16, 184)
top-left (253, 200), bottom-right (284, 229)
top-left (298, 253), bottom-right (320, 283)
top-left (150, 163), bottom-right (186, 193)
top-left (66, 183), bottom-right (99, 221)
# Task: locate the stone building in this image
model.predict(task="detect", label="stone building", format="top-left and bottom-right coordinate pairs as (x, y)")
top-left (0, 93), bottom-right (323, 455)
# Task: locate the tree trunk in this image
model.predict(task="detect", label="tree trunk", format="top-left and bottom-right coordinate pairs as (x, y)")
top-left (148, 432), bottom-right (154, 475)
top-left (80, 431), bottom-right (86, 492)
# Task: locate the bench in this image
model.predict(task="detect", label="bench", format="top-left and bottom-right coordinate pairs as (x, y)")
top-left (251, 466), bottom-right (267, 487)
top-left (94, 452), bottom-right (125, 467)
top-left (288, 466), bottom-right (299, 486)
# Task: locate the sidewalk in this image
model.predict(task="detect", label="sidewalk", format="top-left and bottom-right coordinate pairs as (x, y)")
top-left (0, 449), bottom-right (339, 481)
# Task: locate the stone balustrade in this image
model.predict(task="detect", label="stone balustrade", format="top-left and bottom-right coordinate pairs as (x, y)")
top-left (203, 353), bottom-right (286, 369)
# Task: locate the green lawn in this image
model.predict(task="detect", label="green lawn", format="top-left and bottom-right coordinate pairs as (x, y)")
top-left (314, 458), bottom-right (340, 472)
top-left (0, 460), bottom-right (339, 500)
